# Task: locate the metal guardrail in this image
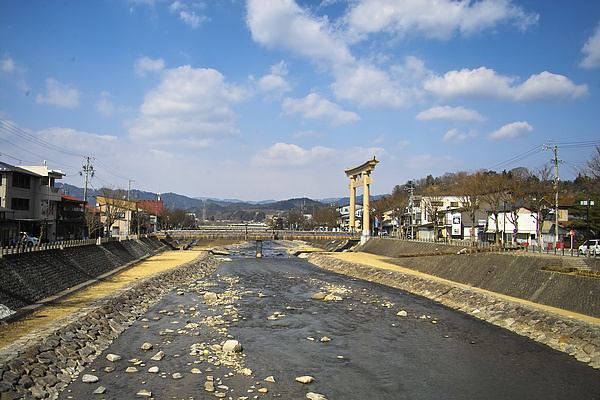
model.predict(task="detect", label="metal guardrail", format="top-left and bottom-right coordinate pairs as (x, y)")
top-left (0, 234), bottom-right (158, 257)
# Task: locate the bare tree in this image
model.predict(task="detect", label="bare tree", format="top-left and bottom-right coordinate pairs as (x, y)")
top-left (454, 171), bottom-right (485, 245)
top-left (313, 207), bottom-right (340, 230)
top-left (585, 145), bottom-right (600, 193)
top-left (480, 172), bottom-right (510, 244)
top-left (524, 166), bottom-right (555, 247)
top-left (97, 187), bottom-right (127, 237)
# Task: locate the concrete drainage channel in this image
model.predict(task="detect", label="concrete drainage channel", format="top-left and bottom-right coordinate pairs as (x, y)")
top-left (308, 253), bottom-right (600, 371)
top-left (0, 252), bottom-right (222, 400)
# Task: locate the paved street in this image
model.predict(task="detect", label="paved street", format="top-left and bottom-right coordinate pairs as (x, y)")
top-left (59, 244), bottom-right (600, 399)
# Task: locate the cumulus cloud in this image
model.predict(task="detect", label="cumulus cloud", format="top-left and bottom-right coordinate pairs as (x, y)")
top-left (344, 0), bottom-right (538, 41)
top-left (580, 21), bottom-right (600, 69)
top-left (246, 0), bottom-right (355, 70)
top-left (256, 62), bottom-right (291, 94)
top-left (134, 56), bottom-right (165, 76)
top-left (129, 65), bottom-right (246, 148)
top-left (282, 93), bottom-right (360, 126)
top-left (424, 67), bottom-right (588, 101)
top-left (251, 142), bottom-right (337, 167)
top-left (416, 105), bottom-right (485, 123)
top-left (443, 128), bottom-right (478, 143)
top-left (35, 78), bottom-right (80, 108)
top-left (487, 121), bottom-right (532, 140)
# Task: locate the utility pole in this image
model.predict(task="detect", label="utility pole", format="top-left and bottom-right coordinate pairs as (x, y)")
top-left (127, 179), bottom-right (135, 236)
top-left (544, 141), bottom-right (562, 247)
top-left (80, 157), bottom-right (94, 239)
top-left (405, 180), bottom-right (414, 239)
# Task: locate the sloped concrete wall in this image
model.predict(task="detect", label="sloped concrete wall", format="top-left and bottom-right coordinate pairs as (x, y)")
top-left (0, 237), bottom-right (167, 317)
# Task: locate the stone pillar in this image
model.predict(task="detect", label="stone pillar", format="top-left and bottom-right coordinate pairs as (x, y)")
top-left (349, 177), bottom-right (356, 232)
top-left (256, 240), bottom-right (263, 258)
top-left (362, 173), bottom-right (371, 240)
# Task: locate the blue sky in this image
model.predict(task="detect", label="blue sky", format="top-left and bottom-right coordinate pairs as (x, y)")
top-left (1, 0), bottom-right (599, 201)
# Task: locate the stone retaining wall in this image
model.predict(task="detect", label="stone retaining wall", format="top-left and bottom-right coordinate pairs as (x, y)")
top-left (308, 253), bottom-right (600, 371)
top-left (0, 252), bottom-right (221, 400)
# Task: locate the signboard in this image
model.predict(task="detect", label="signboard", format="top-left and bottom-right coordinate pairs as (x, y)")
top-left (452, 213), bottom-right (461, 236)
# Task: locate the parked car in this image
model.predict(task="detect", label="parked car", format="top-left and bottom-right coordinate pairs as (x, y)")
top-left (578, 239), bottom-right (600, 256)
top-left (19, 232), bottom-right (39, 247)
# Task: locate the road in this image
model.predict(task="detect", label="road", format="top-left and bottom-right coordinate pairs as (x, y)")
top-left (59, 243), bottom-right (600, 400)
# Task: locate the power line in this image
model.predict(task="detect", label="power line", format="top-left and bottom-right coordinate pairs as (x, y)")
top-left (0, 118), bottom-right (84, 158)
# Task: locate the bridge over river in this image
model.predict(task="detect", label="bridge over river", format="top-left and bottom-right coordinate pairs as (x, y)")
top-left (160, 228), bottom-right (359, 242)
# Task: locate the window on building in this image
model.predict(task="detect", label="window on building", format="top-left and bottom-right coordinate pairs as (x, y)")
top-left (12, 173), bottom-right (31, 189)
top-left (431, 201), bottom-right (443, 207)
top-left (451, 202), bottom-right (459, 207)
top-left (11, 197), bottom-right (30, 211)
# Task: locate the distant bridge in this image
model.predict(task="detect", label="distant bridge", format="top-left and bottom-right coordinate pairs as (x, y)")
top-left (160, 228), bottom-right (359, 242)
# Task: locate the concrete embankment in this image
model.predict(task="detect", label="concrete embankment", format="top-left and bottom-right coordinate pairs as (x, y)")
top-left (0, 251), bottom-right (221, 400)
top-left (0, 236), bottom-right (173, 320)
top-left (305, 238), bottom-right (600, 371)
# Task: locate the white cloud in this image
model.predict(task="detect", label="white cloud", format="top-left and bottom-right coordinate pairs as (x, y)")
top-left (417, 105), bottom-right (485, 123)
top-left (246, 0), bottom-right (355, 70)
top-left (282, 93), bottom-right (360, 126)
top-left (442, 128), bottom-right (478, 143)
top-left (424, 67), bottom-right (588, 101)
top-left (134, 56), bottom-right (165, 76)
top-left (580, 21), bottom-right (600, 69)
top-left (332, 63), bottom-right (409, 109)
top-left (251, 142), bottom-right (337, 167)
top-left (129, 65), bottom-right (246, 148)
top-left (487, 121), bottom-right (532, 140)
top-left (344, 0), bottom-right (538, 41)
top-left (179, 11), bottom-right (205, 28)
top-left (37, 127), bottom-right (117, 154)
top-left (0, 53), bottom-right (28, 93)
top-left (246, 1), bottom-right (416, 110)
top-left (35, 78), bottom-right (80, 108)
top-left (257, 74), bottom-right (291, 93)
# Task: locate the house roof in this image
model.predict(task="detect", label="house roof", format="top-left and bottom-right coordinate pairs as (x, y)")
top-left (0, 161), bottom-right (43, 177)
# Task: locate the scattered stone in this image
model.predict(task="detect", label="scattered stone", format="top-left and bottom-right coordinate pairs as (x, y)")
top-left (296, 376), bottom-right (314, 384)
top-left (93, 386), bottom-right (106, 395)
top-left (141, 342), bottom-right (153, 351)
top-left (264, 376), bottom-right (276, 383)
top-left (137, 389), bottom-right (152, 397)
top-left (324, 294), bottom-right (342, 301)
top-left (106, 353), bottom-right (121, 362)
top-left (258, 292), bottom-right (267, 298)
top-left (258, 387), bottom-right (268, 393)
top-left (240, 368), bottom-right (252, 376)
top-left (172, 372), bottom-right (183, 379)
top-left (126, 367), bottom-right (138, 373)
top-left (307, 392), bottom-right (327, 400)
top-left (397, 310), bottom-right (408, 317)
top-left (191, 368), bottom-right (202, 374)
top-left (150, 350), bottom-right (165, 361)
top-left (204, 292), bottom-right (218, 301)
top-left (104, 366), bottom-right (115, 373)
top-left (320, 336), bottom-right (331, 342)
top-left (223, 339), bottom-right (242, 353)
top-left (148, 366), bottom-right (159, 373)
top-left (82, 374), bottom-right (99, 383)
top-left (205, 381), bottom-right (215, 392)
top-left (311, 292), bottom-right (327, 300)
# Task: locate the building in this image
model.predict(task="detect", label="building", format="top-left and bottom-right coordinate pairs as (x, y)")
top-left (0, 162), bottom-right (64, 245)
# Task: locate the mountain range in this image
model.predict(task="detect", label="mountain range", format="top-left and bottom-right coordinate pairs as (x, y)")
top-left (57, 183), bottom-right (375, 221)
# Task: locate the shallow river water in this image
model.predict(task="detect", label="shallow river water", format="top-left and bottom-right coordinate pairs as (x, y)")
top-left (59, 242), bottom-right (600, 399)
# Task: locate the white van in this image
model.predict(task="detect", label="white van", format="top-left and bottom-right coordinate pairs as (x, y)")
top-left (578, 239), bottom-right (600, 256)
